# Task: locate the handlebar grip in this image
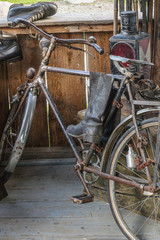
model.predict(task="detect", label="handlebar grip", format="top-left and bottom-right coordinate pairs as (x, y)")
top-left (92, 43), bottom-right (104, 55)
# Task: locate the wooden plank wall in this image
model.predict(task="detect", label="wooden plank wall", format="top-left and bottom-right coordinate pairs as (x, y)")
top-left (152, 0), bottom-right (160, 84)
top-left (115, 0), bottom-right (153, 34)
top-left (0, 30), bottom-right (111, 147)
top-left (0, 0), bottom-right (158, 148)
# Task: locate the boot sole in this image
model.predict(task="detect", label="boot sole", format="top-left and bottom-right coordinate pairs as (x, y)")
top-left (1, 55), bottom-right (23, 64)
top-left (67, 132), bottom-right (83, 139)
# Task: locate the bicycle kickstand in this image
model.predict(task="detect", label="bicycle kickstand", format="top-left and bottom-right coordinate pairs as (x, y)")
top-left (71, 167), bottom-right (94, 204)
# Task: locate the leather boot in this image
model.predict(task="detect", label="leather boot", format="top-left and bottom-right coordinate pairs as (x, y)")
top-left (7, 2), bottom-right (58, 26)
top-left (67, 72), bottom-right (113, 143)
top-left (0, 31), bottom-right (22, 64)
top-left (67, 72), bottom-right (99, 138)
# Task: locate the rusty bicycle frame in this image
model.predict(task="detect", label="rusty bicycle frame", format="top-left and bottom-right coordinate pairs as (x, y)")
top-left (4, 18), bottom-right (160, 203)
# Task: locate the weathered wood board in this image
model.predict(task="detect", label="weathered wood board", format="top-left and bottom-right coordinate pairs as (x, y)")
top-left (0, 162), bottom-right (124, 240)
top-left (0, 14), bottom-right (113, 147)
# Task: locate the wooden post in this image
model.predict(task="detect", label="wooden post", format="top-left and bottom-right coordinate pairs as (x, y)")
top-left (114, 0), bottom-right (118, 35)
top-left (148, 0), bottom-right (153, 69)
top-left (126, 0), bottom-right (133, 11)
top-left (152, 0), bottom-right (160, 82)
top-left (119, 0), bottom-right (124, 13)
top-left (141, 0), bottom-right (147, 32)
top-left (152, 0), bottom-right (159, 63)
top-left (148, 0), bottom-right (153, 34)
top-left (133, 0), bottom-right (139, 31)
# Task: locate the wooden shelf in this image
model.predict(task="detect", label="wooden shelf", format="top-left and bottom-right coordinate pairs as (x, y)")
top-left (0, 12), bottom-right (114, 34)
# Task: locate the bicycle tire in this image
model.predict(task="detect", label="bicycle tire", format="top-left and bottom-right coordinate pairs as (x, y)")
top-left (107, 118), bottom-right (160, 240)
top-left (0, 90), bottom-right (37, 184)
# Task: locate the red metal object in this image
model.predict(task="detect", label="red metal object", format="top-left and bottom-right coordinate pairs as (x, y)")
top-left (109, 11), bottom-right (151, 76)
top-left (111, 42), bottom-right (135, 68)
top-left (135, 157), bottom-right (152, 170)
top-left (113, 99), bottom-right (123, 109)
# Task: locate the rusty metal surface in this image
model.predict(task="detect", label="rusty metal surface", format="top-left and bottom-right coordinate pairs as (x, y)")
top-left (83, 165), bottom-right (146, 191)
top-left (101, 108), bottom-right (160, 171)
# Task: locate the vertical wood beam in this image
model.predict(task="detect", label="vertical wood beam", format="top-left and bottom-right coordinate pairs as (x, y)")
top-left (141, 0), bottom-right (147, 32)
top-left (152, 0), bottom-right (160, 82)
top-left (126, 0), bottom-right (133, 11)
top-left (152, 0), bottom-right (159, 63)
top-left (133, 0), bottom-right (139, 31)
top-left (114, 0), bottom-right (118, 35)
top-left (148, 0), bottom-right (153, 34)
top-left (119, 0), bottom-right (124, 13)
top-left (148, 0), bottom-right (153, 66)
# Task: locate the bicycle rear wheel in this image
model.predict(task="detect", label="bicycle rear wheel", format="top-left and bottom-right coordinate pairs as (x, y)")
top-left (107, 118), bottom-right (160, 240)
top-left (0, 90), bottom-right (37, 184)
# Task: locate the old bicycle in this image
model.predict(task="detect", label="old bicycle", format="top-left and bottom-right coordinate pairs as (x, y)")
top-left (0, 18), bottom-right (160, 240)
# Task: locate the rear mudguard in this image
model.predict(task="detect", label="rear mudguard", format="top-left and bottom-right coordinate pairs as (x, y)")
top-left (101, 107), bottom-right (160, 172)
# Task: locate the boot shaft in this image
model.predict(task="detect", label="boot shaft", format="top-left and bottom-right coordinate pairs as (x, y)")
top-left (83, 73), bottom-right (113, 143)
top-left (85, 72), bottom-right (113, 123)
top-left (67, 73), bottom-right (114, 144)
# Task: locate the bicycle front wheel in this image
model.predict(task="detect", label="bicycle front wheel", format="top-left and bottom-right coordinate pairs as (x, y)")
top-left (107, 118), bottom-right (160, 240)
top-left (0, 90), bottom-right (37, 184)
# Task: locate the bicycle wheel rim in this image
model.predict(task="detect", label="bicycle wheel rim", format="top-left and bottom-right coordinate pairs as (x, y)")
top-left (0, 91), bottom-right (37, 183)
top-left (108, 118), bottom-right (160, 240)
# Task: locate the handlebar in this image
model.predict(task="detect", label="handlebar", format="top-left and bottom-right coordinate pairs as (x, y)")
top-left (9, 18), bottom-right (104, 55)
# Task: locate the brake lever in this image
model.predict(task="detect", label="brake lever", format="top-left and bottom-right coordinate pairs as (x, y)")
top-left (56, 44), bottom-right (95, 58)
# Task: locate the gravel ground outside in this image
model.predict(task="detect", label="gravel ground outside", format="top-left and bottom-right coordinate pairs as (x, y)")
top-left (0, 0), bottom-right (114, 16)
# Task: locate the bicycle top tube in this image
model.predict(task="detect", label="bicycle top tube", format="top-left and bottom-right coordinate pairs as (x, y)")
top-left (9, 18), bottom-right (104, 55)
top-left (42, 66), bottom-right (123, 82)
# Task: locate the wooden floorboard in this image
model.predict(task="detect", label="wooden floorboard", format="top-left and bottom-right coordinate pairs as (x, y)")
top-left (0, 161), bottom-right (125, 240)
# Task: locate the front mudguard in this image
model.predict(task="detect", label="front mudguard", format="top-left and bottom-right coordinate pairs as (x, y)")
top-left (101, 107), bottom-right (160, 172)
top-left (5, 90), bottom-right (37, 173)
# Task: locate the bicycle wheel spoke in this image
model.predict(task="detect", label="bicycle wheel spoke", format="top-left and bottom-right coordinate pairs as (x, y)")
top-left (115, 186), bottom-right (138, 193)
top-left (117, 161), bottom-right (147, 182)
top-left (107, 119), bottom-right (160, 240)
top-left (135, 199), bottom-right (160, 236)
top-left (131, 136), bottom-right (140, 157)
top-left (126, 196), bottom-right (150, 217)
top-left (118, 196), bottom-right (150, 211)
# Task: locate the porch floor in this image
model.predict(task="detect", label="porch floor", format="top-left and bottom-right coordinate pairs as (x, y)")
top-left (0, 159), bottom-right (124, 240)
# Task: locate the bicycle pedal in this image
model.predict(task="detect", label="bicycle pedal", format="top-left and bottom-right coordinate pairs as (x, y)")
top-left (71, 194), bottom-right (94, 204)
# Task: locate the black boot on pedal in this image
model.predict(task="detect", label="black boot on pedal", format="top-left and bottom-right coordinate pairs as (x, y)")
top-left (67, 72), bottom-right (113, 144)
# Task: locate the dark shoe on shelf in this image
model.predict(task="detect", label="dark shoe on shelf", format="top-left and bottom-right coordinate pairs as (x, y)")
top-left (0, 32), bottom-right (23, 64)
top-left (7, 2), bottom-right (58, 26)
